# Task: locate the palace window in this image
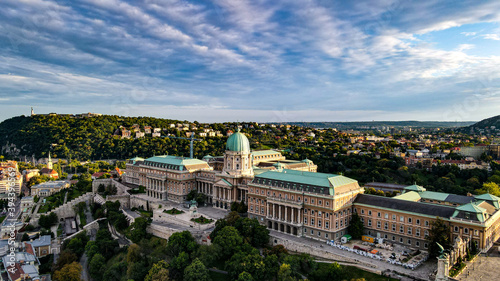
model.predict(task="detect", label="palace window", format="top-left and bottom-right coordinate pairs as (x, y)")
top-left (408, 227), bottom-right (412, 235)
top-left (377, 212), bottom-right (381, 218)
top-left (368, 219), bottom-right (372, 227)
top-left (368, 210), bottom-right (372, 216)
top-left (400, 216), bottom-right (404, 222)
top-left (392, 214), bottom-right (396, 220)
top-left (318, 220), bottom-right (322, 227)
top-left (400, 225), bottom-right (404, 233)
top-left (384, 222), bottom-right (388, 230)
top-left (392, 224), bottom-right (396, 231)
top-left (311, 219), bottom-right (315, 226)
top-left (385, 213), bottom-right (389, 219)
top-left (416, 229), bottom-right (420, 236)
top-left (325, 222), bottom-right (329, 229)
top-left (416, 219), bottom-right (420, 225)
top-left (377, 221), bottom-right (381, 228)
top-left (408, 217), bottom-right (412, 224)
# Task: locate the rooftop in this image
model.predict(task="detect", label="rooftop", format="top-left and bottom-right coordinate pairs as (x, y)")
top-left (253, 169), bottom-right (358, 195)
top-left (252, 150), bottom-right (282, 156)
top-left (144, 155), bottom-right (209, 169)
top-left (354, 194), bottom-right (457, 218)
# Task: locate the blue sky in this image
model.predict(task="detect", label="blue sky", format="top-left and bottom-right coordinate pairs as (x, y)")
top-left (0, 0), bottom-right (499, 123)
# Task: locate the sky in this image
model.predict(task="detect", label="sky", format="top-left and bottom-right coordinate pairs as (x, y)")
top-left (0, 0), bottom-right (500, 123)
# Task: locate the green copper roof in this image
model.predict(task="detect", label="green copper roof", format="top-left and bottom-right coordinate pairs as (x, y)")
top-left (475, 193), bottom-right (500, 208)
top-left (419, 191), bottom-right (449, 201)
top-left (252, 150), bottom-right (281, 156)
top-left (453, 202), bottom-right (488, 222)
top-left (144, 155), bottom-right (208, 168)
top-left (404, 184), bottom-right (426, 193)
top-left (255, 169), bottom-right (358, 195)
top-left (221, 179), bottom-right (233, 187)
top-left (455, 202), bottom-right (486, 213)
top-left (226, 130), bottom-right (250, 152)
top-left (394, 191), bottom-right (421, 201)
top-left (475, 193), bottom-right (500, 201)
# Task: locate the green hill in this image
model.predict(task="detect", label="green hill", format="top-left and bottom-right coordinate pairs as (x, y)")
top-left (468, 115), bottom-right (500, 130)
top-left (0, 115), bottom-right (226, 161)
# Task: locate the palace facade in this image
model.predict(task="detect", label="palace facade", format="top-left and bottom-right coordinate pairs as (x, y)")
top-left (124, 129), bottom-right (500, 253)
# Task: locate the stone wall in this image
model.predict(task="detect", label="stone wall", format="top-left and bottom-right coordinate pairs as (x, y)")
top-left (106, 194), bottom-right (131, 209)
top-left (270, 234), bottom-right (362, 265)
top-left (92, 178), bottom-right (113, 193)
top-left (147, 223), bottom-right (211, 245)
top-left (31, 192), bottom-right (94, 227)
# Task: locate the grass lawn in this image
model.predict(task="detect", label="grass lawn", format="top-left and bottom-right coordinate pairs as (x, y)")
top-left (164, 208), bottom-right (184, 215)
top-left (138, 209), bottom-right (153, 217)
top-left (209, 271), bottom-right (231, 281)
top-left (191, 216), bottom-right (213, 224)
top-left (0, 216), bottom-right (5, 223)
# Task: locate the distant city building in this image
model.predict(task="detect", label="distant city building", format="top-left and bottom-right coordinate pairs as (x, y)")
top-left (0, 161), bottom-right (23, 195)
top-left (31, 180), bottom-right (70, 197)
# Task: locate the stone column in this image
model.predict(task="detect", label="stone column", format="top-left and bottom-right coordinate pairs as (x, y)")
top-left (285, 206), bottom-right (288, 222)
top-left (279, 205), bottom-right (282, 221)
top-left (267, 203), bottom-right (270, 217)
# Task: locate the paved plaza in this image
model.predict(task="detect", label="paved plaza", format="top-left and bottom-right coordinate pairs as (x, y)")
top-left (457, 246), bottom-right (500, 281)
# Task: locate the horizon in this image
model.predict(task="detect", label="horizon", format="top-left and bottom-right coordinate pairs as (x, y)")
top-left (1, 1), bottom-right (499, 122)
top-left (1, 110), bottom-right (480, 124)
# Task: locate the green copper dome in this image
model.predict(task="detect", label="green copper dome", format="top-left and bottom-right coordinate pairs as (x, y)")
top-left (226, 130), bottom-right (250, 152)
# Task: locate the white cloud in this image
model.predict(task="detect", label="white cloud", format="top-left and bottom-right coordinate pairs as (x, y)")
top-left (482, 34), bottom-right (500, 40)
top-left (461, 32), bottom-right (477, 36)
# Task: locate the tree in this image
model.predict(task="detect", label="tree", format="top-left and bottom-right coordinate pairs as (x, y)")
top-left (85, 241), bottom-right (99, 260)
top-left (183, 258), bottom-right (211, 281)
top-left (212, 226), bottom-right (243, 259)
top-left (89, 254), bottom-right (106, 281)
top-left (95, 229), bottom-right (119, 260)
top-left (130, 217), bottom-right (150, 243)
top-left (53, 250), bottom-right (78, 272)
top-left (426, 218), bottom-right (452, 258)
top-left (347, 212), bottom-right (364, 239)
top-left (169, 251), bottom-right (190, 281)
top-left (21, 233), bottom-right (29, 241)
top-left (126, 243), bottom-right (141, 264)
top-left (309, 262), bottom-right (346, 281)
top-left (66, 238), bottom-right (84, 258)
top-left (166, 231), bottom-right (198, 257)
top-left (475, 182), bottom-right (500, 197)
top-left (237, 272), bottom-right (254, 281)
top-left (195, 244), bottom-right (218, 267)
top-left (145, 260), bottom-right (170, 281)
top-left (235, 218), bottom-right (269, 247)
top-left (278, 264), bottom-right (296, 281)
top-left (127, 260), bottom-right (149, 281)
top-left (53, 262), bottom-right (82, 281)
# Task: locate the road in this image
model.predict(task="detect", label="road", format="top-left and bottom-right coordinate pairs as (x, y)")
top-left (80, 253), bottom-right (91, 281)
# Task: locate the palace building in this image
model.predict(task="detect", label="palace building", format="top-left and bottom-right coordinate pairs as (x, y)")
top-left (124, 129), bottom-right (500, 253)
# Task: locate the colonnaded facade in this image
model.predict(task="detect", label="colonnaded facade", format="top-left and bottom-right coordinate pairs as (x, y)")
top-left (124, 129), bottom-right (500, 252)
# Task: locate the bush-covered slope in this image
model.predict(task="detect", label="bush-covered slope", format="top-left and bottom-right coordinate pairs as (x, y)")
top-left (0, 115), bottom-right (226, 160)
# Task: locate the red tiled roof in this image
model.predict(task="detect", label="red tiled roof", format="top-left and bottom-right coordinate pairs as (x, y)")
top-left (7, 263), bottom-right (24, 281)
top-left (24, 242), bottom-right (34, 255)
